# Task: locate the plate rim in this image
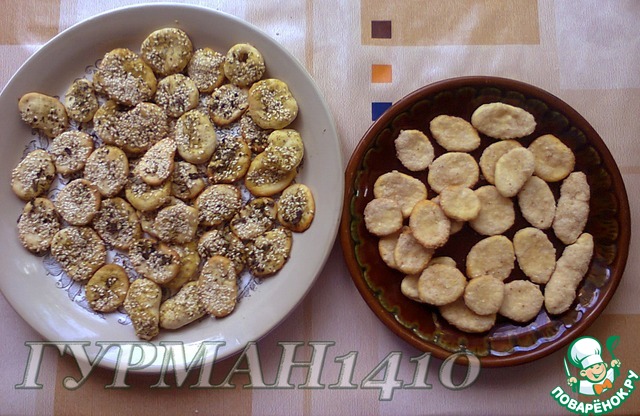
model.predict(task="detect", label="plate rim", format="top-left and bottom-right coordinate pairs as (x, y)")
top-left (340, 75), bottom-right (631, 368)
top-left (0, 2), bottom-right (344, 372)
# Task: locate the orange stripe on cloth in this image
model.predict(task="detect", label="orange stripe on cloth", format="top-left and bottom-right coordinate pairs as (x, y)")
top-left (0, 0), bottom-right (59, 45)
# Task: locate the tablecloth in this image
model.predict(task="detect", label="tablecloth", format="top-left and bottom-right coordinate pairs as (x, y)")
top-left (1, 1), bottom-right (639, 415)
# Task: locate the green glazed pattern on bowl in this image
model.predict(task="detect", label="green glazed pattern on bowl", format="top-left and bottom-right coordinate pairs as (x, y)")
top-left (340, 76), bottom-right (630, 367)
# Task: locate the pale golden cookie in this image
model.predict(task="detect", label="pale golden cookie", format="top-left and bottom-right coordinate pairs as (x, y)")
top-left (553, 172), bottom-right (590, 245)
top-left (439, 299), bottom-right (496, 333)
top-left (155, 73), bottom-right (199, 118)
top-left (418, 264), bottom-right (466, 306)
top-left (466, 235), bottom-right (515, 281)
top-left (84, 146), bottom-right (129, 198)
top-left (408, 200), bottom-right (450, 249)
top-left (438, 186), bottom-right (481, 222)
top-left (198, 256), bottom-right (238, 318)
top-left (499, 280), bottom-right (544, 323)
top-left (471, 102), bottom-right (536, 140)
top-left (141, 28), bottom-right (193, 76)
top-left (18, 92), bottom-right (68, 138)
top-left (124, 174), bottom-right (172, 212)
top-left (494, 147), bottom-right (535, 197)
top-left (92, 197), bottom-right (141, 250)
top-left (187, 48), bottom-right (226, 93)
top-left (427, 152), bottom-right (479, 194)
top-left (11, 149), bottom-right (56, 201)
top-left (262, 129), bottom-right (304, 173)
top-left (160, 281), bottom-right (206, 329)
top-left (129, 238), bottom-right (181, 285)
top-left (517, 176), bottom-right (556, 230)
top-left (223, 43), bottom-right (266, 88)
top-left (154, 203), bottom-right (199, 244)
top-left (51, 226), bottom-right (106, 282)
top-left (429, 115), bottom-right (481, 152)
top-left (528, 134), bottom-right (575, 182)
top-left (246, 227), bottom-right (292, 277)
top-left (479, 140), bottom-right (522, 184)
top-left (133, 138), bottom-right (176, 186)
top-left (230, 197), bottom-right (277, 240)
top-left (171, 161), bottom-right (206, 200)
top-left (544, 233), bottom-right (594, 315)
top-left (394, 129), bottom-right (434, 171)
top-left (463, 275), bottom-right (504, 316)
top-left (248, 78), bottom-right (298, 129)
top-left (197, 228), bottom-right (247, 274)
top-left (64, 78), bottom-right (98, 123)
top-left (373, 170), bottom-right (427, 218)
top-left (394, 227), bottom-right (434, 275)
top-left (469, 185), bottom-right (515, 236)
top-left (276, 183), bottom-right (315, 232)
top-left (124, 278), bottom-right (162, 340)
top-left (208, 84), bottom-right (249, 126)
top-left (175, 109), bottom-right (218, 164)
top-left (17, 198), bottom-right (61, 254)
top-left (244, 152), bottom-right (298, 197)
top-left (119, 102), bottom-right (169, 155)
top-left (195, 184), bottom-right (243, 227)
top-left (54, 178), bottom-right (101, 226)
top-left (93, 48), bottom-right (157, 106)
top-left (207, 136), bottom-right (252, 183)
top-left (85, 264), bottom-right (130, 313)
top-left (49, 131), bottom-right (94, 175)
top-left (513, 227), bottom-right (556, 284)
top-left (363, 198), bottom-right (404, 237)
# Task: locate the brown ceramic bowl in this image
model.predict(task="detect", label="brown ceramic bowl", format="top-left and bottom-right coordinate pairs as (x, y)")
top-left (340, 76), bottom-right (630, 367)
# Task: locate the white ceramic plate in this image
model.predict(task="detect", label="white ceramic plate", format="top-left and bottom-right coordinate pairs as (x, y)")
top-left (0, 4), bottom-right (342, 372)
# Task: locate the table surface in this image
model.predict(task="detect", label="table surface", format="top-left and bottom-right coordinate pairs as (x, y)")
top-left (1, 1), bottom-right (639, 415)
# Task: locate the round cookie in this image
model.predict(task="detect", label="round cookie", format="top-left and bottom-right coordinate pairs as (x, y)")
top-left (84, 145), bottom-right (129, 198)
top-left (463, 275), bottom-right (504, 316)
top-left (93, 48), bottom-right (157, 106)
top-left (466, 235), bottom-right (515, 281)
top-left (11, 149), bottom-right (56, 201)
top-left (373, 170), bottom-right (427, 218)
top-left (155, 74), bottom-right (199, 118)
top-left (363, 198), bottom-right (403, 237)
top-left (429, 115), bottom-right (481, 152)
top-left (141, 28), bottom-right (193, 76)
top-left (223, 43), bottom-right (266, 88)
top-left (50, 226), bottom-right (107, 282)
top-left (499, 280), bottom-right (544, 323)
top-left (469, 185), bottom-right (515, 236)
top-left (248, 78), bottom-right (298, 130)
top-left (54, 179), bottom-right (101, 226)
top-left (208, 84), bottom-right (249, 126)
top-left (64, 78), bottom-right (99, 123)
top-left (49, 131), bottom-right (94, 175)
top-left (17, 198), bottom-right (61, 254)
top-left (85, 264), bottom-right (130, 313)
top-left (418, 264), bottom-right (466, 306)
top-left (439, 299), bottom-right (496, 333)
top-left (394, 129), bottom-right (434, 171)
top-left (408, 200), bottom-right (450, 249)
top-left (92, 197), bottom-right (141, 250)
top-left (276, 183), bottom-right (316, 232)
top-left (427, 152), bottom-right (479, 193)
top-left (187, 48), bottom-right (226, 93)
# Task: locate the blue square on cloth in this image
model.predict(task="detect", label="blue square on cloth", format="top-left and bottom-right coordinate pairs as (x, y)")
top-left (371, 102), bottom-right (393, 121)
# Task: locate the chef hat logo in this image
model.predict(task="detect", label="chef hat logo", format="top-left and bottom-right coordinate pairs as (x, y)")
top-left (568, 336), bottom-right (604, 370)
